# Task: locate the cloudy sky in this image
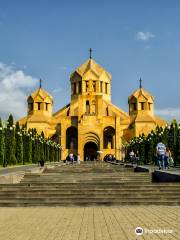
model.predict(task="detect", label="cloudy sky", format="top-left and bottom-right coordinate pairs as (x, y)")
top-left (0, 0), bottom-right (180, 121)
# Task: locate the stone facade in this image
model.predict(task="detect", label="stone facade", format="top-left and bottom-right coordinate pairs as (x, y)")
top-left (19, 58), bottom-right (166, 160)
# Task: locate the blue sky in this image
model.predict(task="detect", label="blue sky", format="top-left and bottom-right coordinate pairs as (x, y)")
top-left (0, 0), bottom-right (180, 120)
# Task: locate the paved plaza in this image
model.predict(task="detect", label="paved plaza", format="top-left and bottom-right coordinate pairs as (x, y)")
top-left (0, 206), bottom-right (179, 240)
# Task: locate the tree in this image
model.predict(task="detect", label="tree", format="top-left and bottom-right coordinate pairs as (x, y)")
top-left (15, 122), bottom-right (23, 164)
top-left (0, 118), bottom-right (5, 166)
top-left (5, 114), bottom-right (16, 166)
top-left (139, 134), bottom-right (146, 164)
top-left (23, 129), bottom-right (32, 164)
top-left (146, 134), bottom-right (154, 164)
top-left (31, 129), bottom-right (37, 163)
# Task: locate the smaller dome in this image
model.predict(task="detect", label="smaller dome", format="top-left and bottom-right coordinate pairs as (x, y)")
top-left (28, 87), bottom-right (53, 104)
top-left (128, 87), bottom-right (154, 102)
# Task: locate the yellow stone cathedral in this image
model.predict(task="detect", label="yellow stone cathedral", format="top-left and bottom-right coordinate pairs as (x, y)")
top-left (19, 57), bottom-right (166, 161)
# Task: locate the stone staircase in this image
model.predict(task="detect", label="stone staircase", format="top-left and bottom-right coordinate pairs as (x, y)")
top-left (0, 162), bottom-right (179, 206)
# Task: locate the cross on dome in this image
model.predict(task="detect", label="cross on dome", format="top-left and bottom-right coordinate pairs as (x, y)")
top-left (139, 78), bottom-right (142, 89)
top-left (89, 48), bottom-right (93, 59)
top-left (39, 79), bottom-right (42, 88)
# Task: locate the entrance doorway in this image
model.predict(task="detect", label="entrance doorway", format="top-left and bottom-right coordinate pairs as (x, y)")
top-left (84, 142), bottom-right (98, 161)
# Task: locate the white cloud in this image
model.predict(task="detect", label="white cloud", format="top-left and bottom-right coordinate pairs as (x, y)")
top-left (136, 31), bottom-right (155, 41)
top-left (155, 108), bottom-right (180, 121)
top-left (0, 62), bottom-right (38, 119)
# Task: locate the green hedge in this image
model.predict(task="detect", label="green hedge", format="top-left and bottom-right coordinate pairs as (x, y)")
top-left (125, 120), bottom-right (180, 166)
top-left (0, 114), bottom-right (60, 167)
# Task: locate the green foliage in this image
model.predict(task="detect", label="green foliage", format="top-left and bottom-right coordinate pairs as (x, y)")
top-left (0, 115), bottom-right (60, 167)
top-left (0, 118), bottom-right (5, 166)
top-left (15, 122), bottom-right (23, 164)
top-left (5, 114), bottom-right (16, 166)
top-left (125, 120), bottom-right (180, 166)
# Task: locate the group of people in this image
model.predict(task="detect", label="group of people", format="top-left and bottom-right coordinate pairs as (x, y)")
top-left (129, 142), bottom-right (174, 170)
top-left (129, 150), bottom-right (139, 164)
top-left (66, 153), bottom-right (81, 164)
top-left (104, 154), bottom-right (116, 162)
top-left (156, 142), bottom-right (174, 170)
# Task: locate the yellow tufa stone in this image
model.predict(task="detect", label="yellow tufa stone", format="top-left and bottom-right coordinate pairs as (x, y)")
top-left (18, 58), bottom-right (166, 161)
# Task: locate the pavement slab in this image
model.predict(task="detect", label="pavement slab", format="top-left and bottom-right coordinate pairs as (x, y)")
top-left (0, 206), bottom-right (179, 240)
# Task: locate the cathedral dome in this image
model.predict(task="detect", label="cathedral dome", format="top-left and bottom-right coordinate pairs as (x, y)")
top-left (70, 58), bottom-right (112, 101)
top-left (28, 87), bottom-right (53, 103)
top-left (128, 87), bottom-right (154, 102)
top-left (128, 80), bottom-right (154, 117)
top-left (71, 58), bottom-right (111, 81)
top-left (27, 80), bottom-right (53, 115)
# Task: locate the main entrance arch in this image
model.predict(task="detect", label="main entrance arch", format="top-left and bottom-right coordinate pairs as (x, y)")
top-left (84, 142), bottom-right (98, 161)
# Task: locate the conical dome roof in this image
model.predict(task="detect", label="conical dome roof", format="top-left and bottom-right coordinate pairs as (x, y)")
top-left (70, 58), bottom-right (111, 80)
top-left (28, 87), bottom-right (53, 103)
top-left (128, 87), bottom-right (154, 102)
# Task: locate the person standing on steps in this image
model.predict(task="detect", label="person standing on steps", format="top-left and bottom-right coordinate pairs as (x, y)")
top-left (129, 150), bottom-right (135, 163)
top-left (165, 148), bottom-right (171, 169)
top-left (77, 154), bottom-right (81, 164)
top-left (156, 142), bottom-right (166, 170)
top-left (69, 153), bottom-right (74, 164)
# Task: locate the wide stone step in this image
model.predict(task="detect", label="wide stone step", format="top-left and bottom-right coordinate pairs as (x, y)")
top-left (23, 173), bottom-right (151, 176)
top-left (0, 196), bottom-right (179, 201)
top-left (0, 201), bottom-right (179, 207)
top-left (1, 188), bottom-right (180, 193)
top-left (0, 198), bottom-right (179, 204)
top-left (21, 178), bottom-right (150, 184)
top-left (0, 193), bottom-right (179, 198)
top-left (1, 183), bottom-right (180, 188)
top-left (22, 176), bottom-right (151, 179)
top-left (1, 189), bottom-right (180, 194)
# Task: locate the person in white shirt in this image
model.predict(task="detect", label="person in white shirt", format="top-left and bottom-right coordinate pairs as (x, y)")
top-left (129, 150), bottom-right (135, 163)
top-left (156, 142), bottom-right (166, 170)
top-left (69, 153), bottom-right (74, 164)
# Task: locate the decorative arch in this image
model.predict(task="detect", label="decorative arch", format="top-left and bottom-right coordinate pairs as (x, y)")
top-left (84, 132), bottom-right (100, 148)
top-left (66, 127), bottom-right (78, 149)
top-left (103, 126), bottom-right (115, 149)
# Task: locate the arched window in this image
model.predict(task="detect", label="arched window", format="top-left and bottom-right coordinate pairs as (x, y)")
top-left (45, 103), bottom-right (49, 111)
top-left (103, 127), bottom-right (115, 149)
top-left (105, 83), bottom-right (108, 94)
top-left (148, 103), bottom-right (152, 110)
top-left (37, 102), bottom-right (41, 110)
top-left (78, 81), bottom-right (82, 94)
top-left (66, 127), bottom-right (78, 149)
top-left (92, 100), bottom-right (96, 114)
top-left (93, 81), bottom-right (96, 92)
top-left (100, 81), bottom-right (103, 92)
top-left (86, 100), bottom-right (90, 114)
top-left (140, 102), bottom-right (145, 110)
top-left (106, 107), bottom-right (109, 116)
top-left (85, 81), bottom-right (89, 92)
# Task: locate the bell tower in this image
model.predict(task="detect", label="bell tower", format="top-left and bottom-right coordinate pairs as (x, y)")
top-left (70, 52), bottom-right (112, 116)
top-left (27, 79), bottom-right (53, 117)
top-left (128, 79), bottom-right (154, 118)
